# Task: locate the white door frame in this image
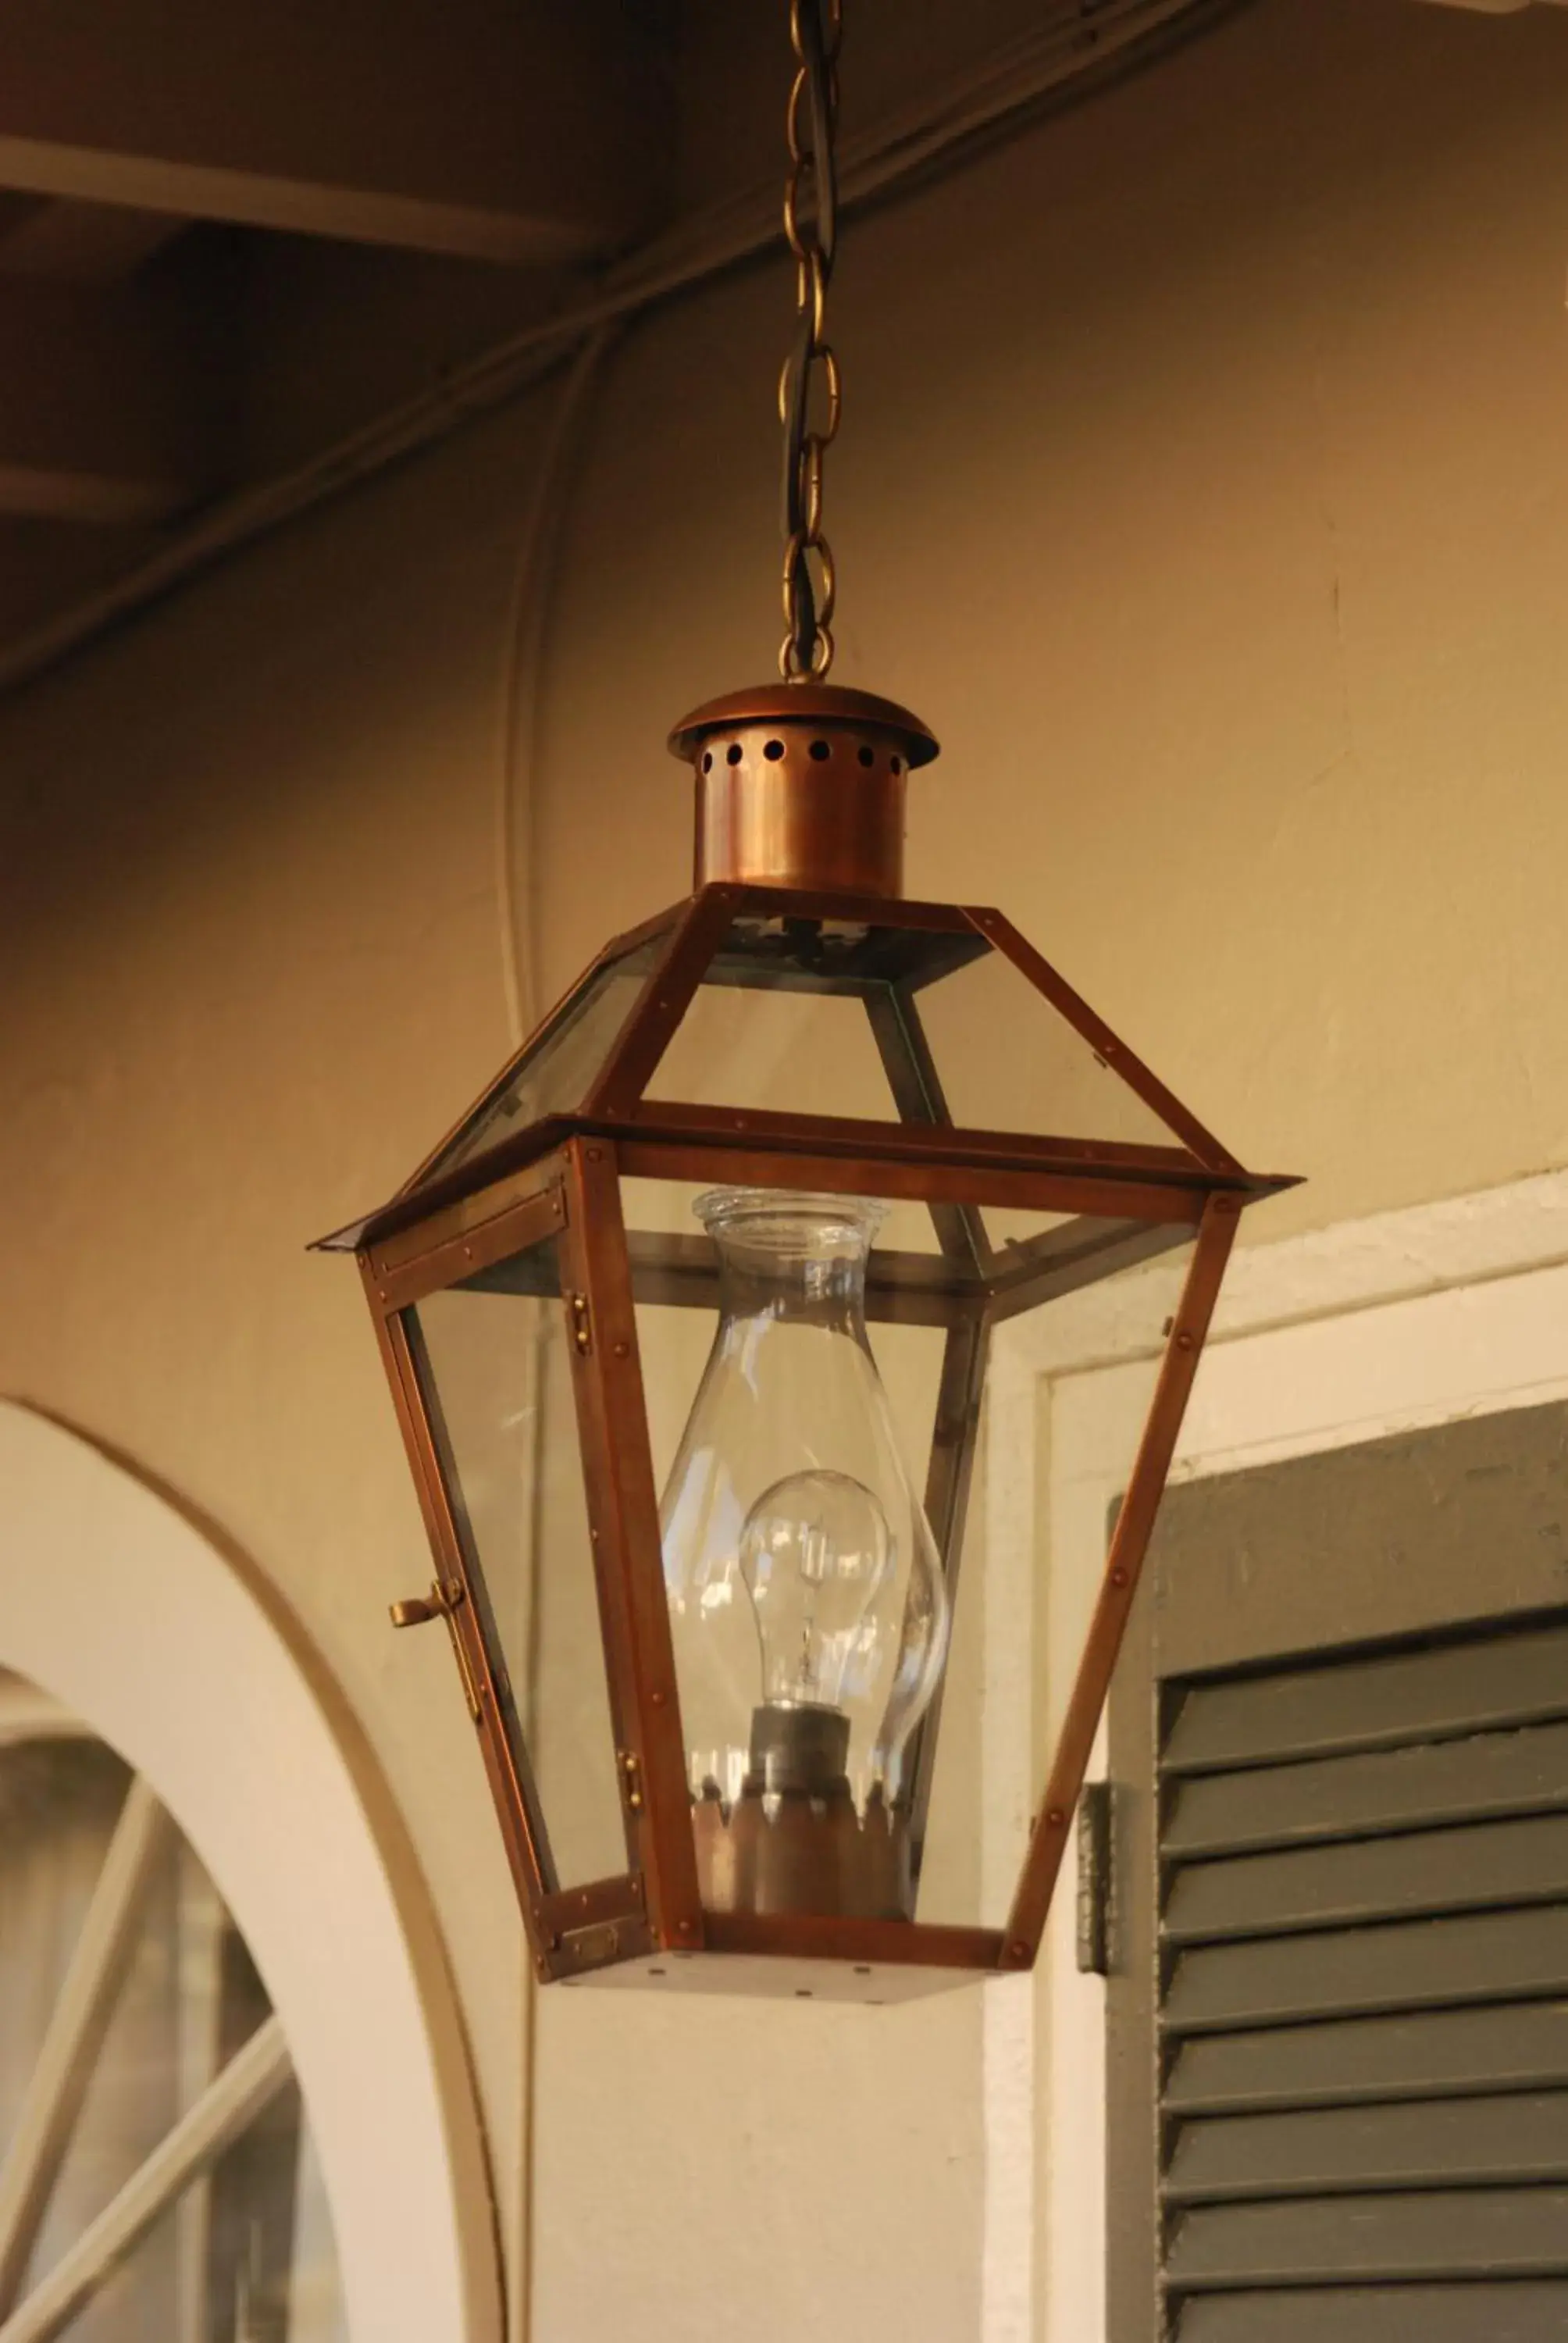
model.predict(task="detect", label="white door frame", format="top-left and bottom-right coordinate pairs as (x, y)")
top-left (0, 1402), bottom-right (503, 2343)
top-left (975, 1168), bottom-right (1568, 2343)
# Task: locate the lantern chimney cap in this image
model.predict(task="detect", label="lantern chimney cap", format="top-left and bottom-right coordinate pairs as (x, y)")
top-left (667, 681), bottom-right (939, 769)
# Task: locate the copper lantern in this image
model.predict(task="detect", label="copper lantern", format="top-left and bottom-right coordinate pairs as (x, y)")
top-left (319, 0), bottom-right (1294, 2002)
top-left (317, 677), bottom-right (1293, 2000)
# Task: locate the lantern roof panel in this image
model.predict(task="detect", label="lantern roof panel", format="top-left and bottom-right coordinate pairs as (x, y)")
top-left (394, 908), bottom-right (682, 1200)
top-left (586, 886), bottom-right (1242, 1172)
top-left (313, 883), bottom-right (1281, 1256)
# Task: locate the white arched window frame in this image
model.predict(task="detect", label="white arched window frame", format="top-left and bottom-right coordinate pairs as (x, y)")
top-left (971, 1168), bottom-right (1568, 2343)
top-left (0, 1403), bottom-right (501, 2343)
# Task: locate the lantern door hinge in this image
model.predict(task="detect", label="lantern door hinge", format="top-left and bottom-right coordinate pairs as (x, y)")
top-left (568, 1292), bottom-right (592, 1356)
top-left (618, 1749), bottom-right (644, 1813)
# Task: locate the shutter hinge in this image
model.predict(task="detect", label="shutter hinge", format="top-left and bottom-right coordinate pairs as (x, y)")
top-left (1076, 1780), bottom-right (1114, 1976)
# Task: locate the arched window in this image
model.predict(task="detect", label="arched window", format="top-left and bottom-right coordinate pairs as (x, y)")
top-left (0, 1403), bottom-right (501, 2343)
top-left (0, 1678), bottom-right (344, 2339)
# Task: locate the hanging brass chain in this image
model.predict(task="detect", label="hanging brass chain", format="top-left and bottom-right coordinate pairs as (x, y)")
top-left (778, 0), bottom-right (843, 681)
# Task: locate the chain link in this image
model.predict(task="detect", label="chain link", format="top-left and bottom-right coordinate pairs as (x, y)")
top-left (778, 0), bottom-right (843, 681)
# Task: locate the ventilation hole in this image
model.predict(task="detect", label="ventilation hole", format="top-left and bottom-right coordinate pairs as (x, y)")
top-left (853, 1965), bottom-right (872, 1977)
top-left (809, 738), bottom-right (831, 761)
top-left (701, 751), bottom-right (713, 773)
top-left (764, 738), bottom-right (786, 761)
top-left (648, 1967), bottom-right (666, 1977)
top-left (795, 1988), bottom-right (813, 1999)
top-left (890, 754), bottom-right (903, 775)
top-left (726, 742), bottom-right (743, 766)
top-left (857, 744), bottom-right (875, 768)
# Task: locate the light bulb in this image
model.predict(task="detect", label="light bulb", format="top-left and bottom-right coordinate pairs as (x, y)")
top-left (660, 1186), bottom-right (952, 1913)
top-left (739, 1467), bottom-right (893, 1712)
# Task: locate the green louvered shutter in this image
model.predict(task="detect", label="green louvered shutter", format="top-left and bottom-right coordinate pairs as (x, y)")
top-left (1157, 1614), bottom-right (1568, 2342)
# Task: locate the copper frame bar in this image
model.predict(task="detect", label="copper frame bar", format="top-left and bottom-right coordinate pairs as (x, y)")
top-left (583, 888), bottom-right (739, 1120)
top-left (560, 1139), bottom-right (706, 1958)
top-left (369, 1177), bottom-right (565, 1313)
top-left (616, 1135), bottom-right (1210, 1225)
top-left (332, 1133), bottom-right (579, 1255)
top-left (701, 1911), bottom-right (1004, 1970)
top-left (362, 1271), bottom-right (561, 1964)
top-left (1001, 1193), bottom-right (1239, 1965)
top-left (968, 906), bottom-right (1242, 1175)
top-left (623, 1098), bottom-right (1227, 1186)
top-left (863, 981), bottom-right (987, 1271)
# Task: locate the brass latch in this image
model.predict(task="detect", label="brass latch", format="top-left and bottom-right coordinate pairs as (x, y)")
top-left (389, 1578), bottom-right (481, 1723)
top-left (390, 1578), bottom-right (465, 1629)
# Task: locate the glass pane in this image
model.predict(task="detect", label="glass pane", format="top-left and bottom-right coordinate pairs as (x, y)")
top-left (917, 1228), bottom-right (1197, 1930)
top-left (914, 942), bottom-right (1190, 1148)
top-left (618, 1162), bottom-right (1197, 1934)
top-left (646, 921), bottom-right (898, 1120)
top-left (644, 912), bottom-right (990, 1122)
top-left (0, 1692), bottom-right (345, 2343)
top-left (638, 910), bottom-right (1195, 1156)
top-left (408, 1232), bottom-right (629, 1892)
top-left (425, 933), bottom-right (666, 1182)
top-left (625, 1171), bottom-right (957, 1924)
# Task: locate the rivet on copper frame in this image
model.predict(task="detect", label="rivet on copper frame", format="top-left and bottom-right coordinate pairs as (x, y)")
top-left (586, 1147), bottom-right (603, 1163)
top-left (1047, 1808), bottom-right (1065, 1828)
top-left (1110, 1567), bottom-right (1128, 1589)
top-left (613, 1339), bottom-right (630, 1358)
top-left (1007, 1940), bottom-right (1030, 1961)
top-left (1176, 1331), bottom-right (1196, 1351)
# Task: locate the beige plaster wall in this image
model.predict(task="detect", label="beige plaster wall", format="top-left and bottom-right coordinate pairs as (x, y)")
top-left (2, 2), bottom-right (1567, 2337)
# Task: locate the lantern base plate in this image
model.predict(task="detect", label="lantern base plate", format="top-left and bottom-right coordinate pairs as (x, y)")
top-left (565, 1948), bottom-right (980, 2005)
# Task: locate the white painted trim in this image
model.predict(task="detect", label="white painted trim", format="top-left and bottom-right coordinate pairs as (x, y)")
top-left (979, 1349), bottom-right (1039, 2343)
top-left (977, 1168), bottom-right (1568, 2343)
top-left (0, 1403), bottom-right (501, 2343)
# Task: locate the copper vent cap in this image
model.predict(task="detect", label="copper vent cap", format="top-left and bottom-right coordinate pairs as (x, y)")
top-left (668, 682), bottom-right (939, 899)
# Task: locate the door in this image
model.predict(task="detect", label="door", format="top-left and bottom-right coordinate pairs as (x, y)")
top-left (1106, 1399), bottom-right (1568, 2341)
